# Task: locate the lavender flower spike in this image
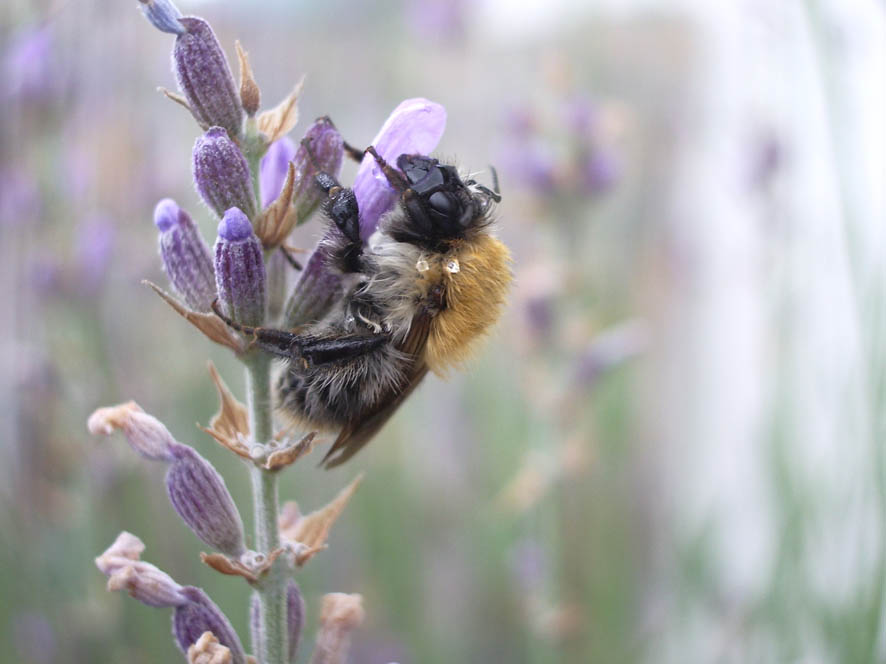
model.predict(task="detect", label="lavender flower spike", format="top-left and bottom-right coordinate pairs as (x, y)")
top-left (352, 98), bottom-right (446, 240)
top-left (260, 137), bottom-right (297, 209)
top-left (214, 208), bottom-right (267, 326)
top-left (291, 117), bottom-right (344, 223)
top-left (174, 17), bottom-right (244, 138)
top-left (137, 0), bottom-right (186, 35)
top-left (155, 198), bottom-right (216, 312)
top-left (166, 446), bottom-right (246, 556)
top-left (193, 127), bottom-right (257, 220)
top-left (173, 587), bottom-right (247, 664)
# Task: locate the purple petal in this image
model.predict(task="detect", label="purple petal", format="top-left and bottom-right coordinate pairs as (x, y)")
top-left (352, 98), bottom-right (446, 240)
top-left (259, 137), bottom-right (297, 209)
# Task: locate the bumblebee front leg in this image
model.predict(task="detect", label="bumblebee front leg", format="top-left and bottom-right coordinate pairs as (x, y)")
top-left (314, 171), bottom-right (364, 273)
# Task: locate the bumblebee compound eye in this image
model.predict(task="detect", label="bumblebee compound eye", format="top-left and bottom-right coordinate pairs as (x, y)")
top-left (428, 191), bottom-right (453, 216)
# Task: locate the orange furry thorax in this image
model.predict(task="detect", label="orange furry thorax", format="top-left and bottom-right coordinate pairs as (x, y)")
top-left (425, 233), bottom-right (512, 374)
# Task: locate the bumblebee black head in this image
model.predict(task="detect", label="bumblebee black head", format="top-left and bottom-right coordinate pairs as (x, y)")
top-left (390, 154), bottom-right (496, 250)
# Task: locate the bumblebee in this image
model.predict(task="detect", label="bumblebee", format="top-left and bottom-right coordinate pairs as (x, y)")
top-left (215, 147), bottom-right (511, 467)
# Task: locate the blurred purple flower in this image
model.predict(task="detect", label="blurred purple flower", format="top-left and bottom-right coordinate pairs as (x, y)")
top-left (503, 106), bottom-right (536, 138)
top-left (499, 142), bottom-right (557, 195)
top-left (0, 169), bottom-right (41, 227)
top-left (260, 137), bottom-right (297, 209)
top-left (561, 96), bottom-right (596, 135)
top-left (352, 98), bottom-right (447, 240)
top-left (74, 216), bottom-right (116, 295)
top-left (407, 0), bottom-right (467, 44)
top-left (508, 538), bottom-right (548, 595)
top-left (4, 25), bottom-right (55, 100)
top-left (13, 613), bottom-right (56, 664)
top-left (581, 148), bottom-right (620, 196)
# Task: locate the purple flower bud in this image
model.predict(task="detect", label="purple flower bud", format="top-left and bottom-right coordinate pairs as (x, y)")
top-left (352, 98), bottom-right (446, 240)
top-left (283, 248), bottom-right (342, 327)
top-left (154, 198), bottom-right (216, 312)
top-left (89, 402), bottom-right (245, 556)
top-left (166, 446), bottom-right (245, 556)
top-left (193, 127), bottom-right (257, 220)
top-left (173, 17), bottom-right (244, 138)
top-left (287, 579), bottom-right (305, 663)
top-left (214, 208), bottom-right (267, 326)
top-left (173, 587), bottom-right (246, 664)
top-left (259, 137), bottom-right (297, 209)
top-left (137, 0), bottom-right (186, 35)
top-left (291, 117), bottom-right (344, 223)
top-left (95, 532), bottom-right (189, 608)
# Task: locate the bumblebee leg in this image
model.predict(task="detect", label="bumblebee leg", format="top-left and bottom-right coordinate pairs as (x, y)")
top-left (312, 172), bottom-right (364, 273)
top-left (343, 140), bottom-right (365, 163)
top-left (279, 246), bottom-right (303, 271)
top-left (297, 333), bottom-right (390, 366)
top-left (211, 299), bottom-right (302, 358)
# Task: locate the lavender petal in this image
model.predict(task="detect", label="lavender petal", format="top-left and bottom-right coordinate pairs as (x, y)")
top-left (352, 98), bottom-right (446, 240)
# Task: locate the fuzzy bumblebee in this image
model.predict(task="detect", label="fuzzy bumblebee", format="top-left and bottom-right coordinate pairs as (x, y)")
top-left (215, 148), bottom-right (511, 467)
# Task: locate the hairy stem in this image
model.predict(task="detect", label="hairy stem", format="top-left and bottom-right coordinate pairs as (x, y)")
top-left (245, 351), bottom-right (287, 664)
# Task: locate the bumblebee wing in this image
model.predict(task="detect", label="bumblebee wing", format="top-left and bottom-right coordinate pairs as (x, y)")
top-left (321, 314), bottom-right (431, 468)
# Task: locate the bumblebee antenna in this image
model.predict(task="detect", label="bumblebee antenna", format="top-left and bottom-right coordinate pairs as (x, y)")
top-left (489, 165), bottom-right (501, 197)
top-left (365, 146), bottom-right (408, 192)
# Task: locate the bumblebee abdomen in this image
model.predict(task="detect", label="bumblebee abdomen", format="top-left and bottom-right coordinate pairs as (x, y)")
top-left (426, 234), bottom-right (512, 373)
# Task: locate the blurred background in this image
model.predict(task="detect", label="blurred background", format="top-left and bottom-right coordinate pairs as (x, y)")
top-left (1, 0), bottom-right (884, 662)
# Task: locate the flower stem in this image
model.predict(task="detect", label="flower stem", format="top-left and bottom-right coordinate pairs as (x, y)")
top-left (245, 350), bottom-right (287, 664)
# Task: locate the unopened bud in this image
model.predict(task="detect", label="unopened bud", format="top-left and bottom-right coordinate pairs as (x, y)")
top-left (95, 532), bottom-right (188, 608)
top-left (166, 446), bottom-right (246, 556)
top-left (173, 587), bottom-right (246, 664)
top-left (283, 248), bottom-right (342, 328)
top-left (193, 127), bottom-right (257, 220)
top-left (214, 208), bottom-right (267, 327)
top-left (174, 18), bottom-right (244, 138)
top-left (88, 401), bottom-right (183, 462)
top-left (291, 117), bottom-right (344, 223)
top-left (154, 198), bottom-right (216, 312)
top-left (137, 0), bottom-right (186, 34)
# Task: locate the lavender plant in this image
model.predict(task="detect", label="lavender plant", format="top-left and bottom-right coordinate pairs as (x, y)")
top-left (88, 2), bottom-right (446, 661)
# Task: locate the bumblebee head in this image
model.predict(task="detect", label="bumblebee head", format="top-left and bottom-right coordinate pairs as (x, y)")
top-left (390, 154), bottom-right (500, 250)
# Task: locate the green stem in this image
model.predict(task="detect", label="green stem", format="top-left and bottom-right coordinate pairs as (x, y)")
top-left (245, 351), bottom-right (287, 664)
